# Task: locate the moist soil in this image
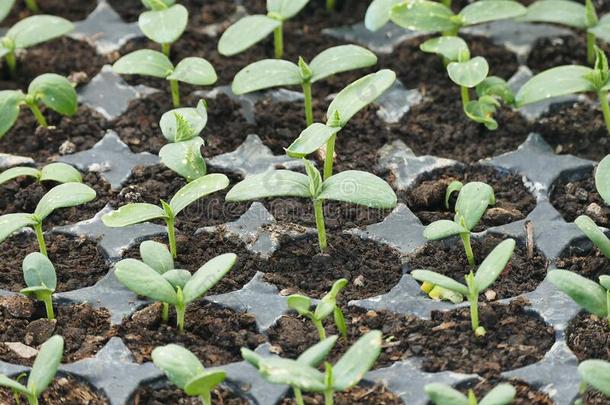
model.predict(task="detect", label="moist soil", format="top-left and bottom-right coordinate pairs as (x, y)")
top-left (566, 311), bottom-right (610, 362)
top-left (128, 379), bottom-right (248, 405)
top-left (557, 240), bottom-right (610, 283)
top-left (403, 165), bottom-right (536, 229)
top-left (550, 169), bottom-right (610, 226)
top-left (263, 233), bottom-right (404, 301)
top-left (279, 384), bottom-right (404, 405)
top-left (581, 391), bottom-right (610, 405)
top-left (114, 300), bottom-right (266, 365)
top-left (1, 0), bottom-right (97, 26)
top-left (448, 378), bottom-right (554, 405)
top-left (527, 35), bottom-right (610, 74)
top-left (407, 235), bottom-right (548, 300)
top-left (0, 233), bottom-right (109, 293)
top-left (0, 296), bottom-right (111, 366)
top-left (0, 106), bottom-right (109, 162)
top-left (0, 375), bottom-right (109, 405)
top-left (107, 0), bottom-right (237, 26)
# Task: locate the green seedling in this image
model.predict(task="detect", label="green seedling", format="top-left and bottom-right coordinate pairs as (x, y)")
top-left (425, 382), bottom-right (516, 405)
top-left (0, 335), bottom-right (63, 405)
top-left (424, 181), bottom-right (495, 266)
top-left (242, 331), bottom-right (382, 405)
top-left (0, 73), bottom-right (77, 138)
top-left (116, 244), bottom-right (236, 333)
top-left (412, 238), bottom-right (516, 336)
top-left (516, 46), bottom-right (610, 135)
top-left (152, 344), bottom-right (227, 405)
top-left (0, 183), bottom-right (96, 256)
top-left (226, 160), bottom-right (397, 253)
top-left (577, 359), bottom-right (610, 403)
top-left (232, 45), bottom-right (378, 125)
top-left (20, 252), bottom-right (57, 320)
top-left (113, 50), bottom-right (217, 107)
top-left (365, 0), bottom-right (403, 31)
top-left (1, 15), bottom-right (73, 77)
top-left (287, 278), bottom-right (348, 341)
top-left (0, 163), bottom-right (81, 186)
top-left (102, 174), bottom-right (229, 258)
top-left (138, 0), bottom-right (188, 57)
top-left (286, 69), bottom-right (396, 179)
top-left (218, 0), bottom-right (310, 59)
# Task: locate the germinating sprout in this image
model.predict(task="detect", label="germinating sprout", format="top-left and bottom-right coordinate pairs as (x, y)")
top-left (226, 160), bottom-right (397, 253)
top-left (412, 238), bottom-right (516, 336)
top-left (138, 0), bottom-right (187, 57)
top-left (577, 359), bottom-right (610, 403)
top-left (152, 344), bottom-right (227, 405)
top-left (0, 73), bottom-right (77, 138)
top-left (113, 50), bottom-right (217, 107)
top-left (232, 45), bottom-right (378, 125)
top-left (0, 163), bottom-right (81, 186)
top-left (115, 241), bottom-right (236, 333)
top-left (0, 335), bottom-right (63, 405)
top-left (287, 278), bottom-right (348, 341)
top-left (0, 183), bottom-right (96, 256)
top-left (20, 252), bottom-right (57, 320)
top-left (218, 0), bottom-right (310, 59)
top-left (286, 69), bottom-right (396, 179)
top-left (425, 382), bottom-right (516, 405)
top-left (242, 331), bottom-right (382, 405)
top-left (102, 173), bottom-right (229, 258)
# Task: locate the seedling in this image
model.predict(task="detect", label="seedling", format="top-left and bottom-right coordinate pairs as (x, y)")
top-left (0, 15), bottom-right (73, 77)
top-left (242, 331), bottom-right (382, 405)
top-left (365, 0), bottom-right (402, 31)
top-left (0, 183), bottom-right (96, 256)
top-left (0, 73), bottom-right (77, 138)
top-left (424, 181), bottom-right (495, 266)
top-left (152, 344), bottom-right (227, 405)
top-left (516, 46), bottom-right (610, 135)
top-left (0, 163), bottom-right (81, 186)
top-left (102, 173), bottom-right (229, 258)
top-left (226, 160), bottom-right (397, 253)
top-left (425, 382), bottom-right (516, 405)
top-left (287, 278), bottom-right (348, 341)
top-left (112, 50), bottom-right (217, 107)
top-left (412, 238), bottom-right (516, 336)
top-left (0, 335), bottom-right (63, 405)
top-left (547, 270), bottom-right (610, 329)
top-left (218, 0), bottom-right (310, 59)
top-left (286, 69), bottom-right (396, 179)
top-left (138, 0), bottom-right (187, 57)
top-left (577, 360), bottom-right (610, 403)
top-left (20, 252), bottom-right (57, 320)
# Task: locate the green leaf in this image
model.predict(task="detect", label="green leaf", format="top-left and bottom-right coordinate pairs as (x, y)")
top-left (515, 66), bottom-right (595, 107)
top-left (113, 50), bottom-right (174, 79)
top-left (232, 59), bottom-right (301, 95)
top-left (21, 286), bottom-right (54, 302)
top-left (0, 213), bottom-right (37, 243)
top-left (22, 252), bottom-right (56, 290)
top-left (286, 124), bottom-right (341, 158)
top-left (34, 183), bottom-right (95, 221)
top-left (474, 239), bottom-right (515, 292)
top-left (28, 74), bottom-right (77, 116)
top-left (241, 348), bottom-right (262, 368)
top-left (314, 300), bottom-right (335, 321)
top-left (424, 383), bottom-right (469, 405)
top-left (590, 14), bottom-right (610, 42)
top-left (226, 170), bottom-right (312, 202)
top-left (595, 154), bottom-right (610, 205)
top-left (476, 76), bottom-right (514, 105)
top-left (479, 383), bottom-right (517, 405)
top-left (575, 215), bottom-right (610, 260)
top-left (420, 36), bottom-right (469, 63)
top-left (465, 99), bottom-right (499, 130)
top-left (160, 102), bottom-right (207, 143)
top-left (152, 344), bottom-right (205, 389)
top-left (160, 137), bottom-right (207, 182)
top-left (365, 0), bottom-right (402, 31)
top-left (182, 253), bottom-right (236, 303)
top-left (333, 307), bottom-right (347, 339)
top-left (102, 203), bottom-right (168, 227)
top-left (267, 0), bottom-right (309, 19)
top-left (162, 269), bottom-right (191, 289)
top-left (332, 331), bottom-right (382, 391)
top-left (578, 359), bottom-right (610, 396)
top-left (140, 240), bottom-right (174, 274)
top-left (0, 0), bottom-right (15, 23)
top-left (27, 335), bottom-right (63, 397)
top-left (0, 375), bottom-right (28, 396)
top-left (459, 1), bottom-right (526, 26)
top-left (304, 159), bottom-right (323, 198)
top-left (600, 275), bottom-right (610, 290)
top-left (319, 170), bottom-right (397, 209)
top-left (257, 357), bottom-right (326, 392)
top-left (6, 15), bottom-right (74, 49)
top-left (327, 69), bottom-right (396, 127)
top-left (138, 4), bottom-right (188, 45)
top-left (520, 0), bottom-right (587, 28)
top-left (218, 15), bottom-right (281, 56)
top-left (454, 181), bottom-right (495, 231)
top-left (39, 163), bottom-right (82, 183)
top-left (447, 57), bottom-right (489, 88)
top-left (169, 173), bottom-right (229, 215)
top-left (390, 0), bottom-right (457, 33)
top-left (0, 90), bottom-right (25, 138)
top-left (411, 270), bottom-right (469, 296)
top-left (142, 0), bottom-right (175, 10)
top-left (0, 167), bottom-right (40, 185)
top-left (167, 57), bottom-right (217, 86)
top-left (310, 45), bottom-right (377, 83)
top-left (423, 220), bottom-right (467, 240)
top-left (184, 370), bottom-right (227, 396)
top-left (547, 270), bottom-right (609, 317)
top-left (115, 259), bottom-right (178, 304)
top-left (297, 336), bottom-right (338, 367)
top-left (445, 180), bottom-right (463, 209)
top-left (287, 295), bottom-right (312, 316)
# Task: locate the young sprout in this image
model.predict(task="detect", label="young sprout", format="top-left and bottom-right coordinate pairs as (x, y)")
top-left (425, 382), bottom-right (516, 405)
top-left (0, 163), bottom-right (81, 186)
top-left (0, 335), bottom-right (63, 405)
top-left (286, 69), bottom-right (396, 179)
top-left (152, 344), bottom-right (227, 405)
top-left (138, 0), bottom-right (188, 57)
top-left (287, 278), bottom-right (348, 341)
top-left (242, 331), bottom-right (382, 405)
top-left (0, 73), bottom-right (77, 138)
top-left (20, 252), bottom-right (57, 320)
top-left (0, 15), bottom-right (73, 77)
top-left (424, 181), bottom-right (495, 266)
top-left (577, 360), bottom-right (610, 403)
top-left (516, 46), bottom-right (610, 135)
top-left (102, 173), bottom-right (229, 258)
top-left (112, 50), bottom-right (217, 107)
top-left (115, 247), bottom-right (236, 333)
top-left (412, 238), bottom-right (516, 336)
top-left (218, 0), bottom-right (310, 59)
top-left (0, 183), bottom-right (96, 256)
top-left (226, 160), bottom-right (397, 253)
top-left (232, 45), bottom-right (378, 125)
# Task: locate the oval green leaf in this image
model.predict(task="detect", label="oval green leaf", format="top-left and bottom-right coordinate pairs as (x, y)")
top-left (515, 65), bottom-right (594, 107)
top-left (39, 163), bottom-right (82, 183)
top-left (0, 166), bottom-right (40, 185)
top-left (423, 219), bottom-right (467, 240)
top-left (169, 173), bottom-right (229, 215)
top-left (113, 50), bottom-right (174, 78)
top-left (258, 357), bottom-right (326, 392)
top-left (162, 269), bottom-right (191, 289)
top-left (0, 213), bottom-right (37, 243)
top-left (102, 203), bottom-right (168, 227)
top-left (218, 15), bottom-right (281, 56)
top-left (459, 1), bottom-right (526, 26)
top-left (520, 0), bottom-right (587, 28)
top-left (286, 123), bottom-right (341, 158)
top-left (0, 90), bottom-right (25, 138)
top-left (297, 336), bottom-right (338, 367)
top-left (184, 370), bottom-right (227, 396)
top-left (319, 170), bottom-right (397, 209)
top-left (152, 344), bottom-right (205, 389)
top-left (575, 215), bottom-right (610, 259)
top-left (168, 57), bottom-right (217, 86)
top-left (114, 259), bottom-right (178, 304)
top-left (34, 183), bottom-right (95, 220)
top-left (267, 0), bottom-right (309, 19)
top-left (474, 239), bottom-right (515, 292)
top-left (365, 0), bottom-right (402, 31)
top-left (232, 59), bottom-right (301, 95)
top-left (138, 4), bottom-right (188, 45)
top-left (332, 330), bottom-right (382, 391)
top-left (424, 383), bottom-right (469, 405)
top-left (225, 170), bottom-right (311, 202)
top-left (160, 101), bottom-right (207, 143)
top-left (454, 181), bottom-right (495, 231)
top-left (547, 269), bottom-right (608, 317)
top-left (182, 253), bottom-right (237, 303)
top-left (160, 137), bottom-right (207, 182)
top-left (595, 154), bottom-right (610, 205)
top-left (287, 295), bottom-right (312, 316)
top-left (140, 240), bottom-right (174, 274)
top-left (7, 15), bottom-right (74, 49)
top-left (479, 383), bottom-right (517, 405)
top-left (578, 359), bottom-right (610, 397)
top-left (22, 252), bottom-right (57, 290)
top-left (420, 36), bottom-right (469, 63)
top-left (390, 0), bottom-right (457, 32)
top-left (27, 335), bottom-right (63, 397)
top-left (28, 74), bottom-right (77, 116)
top-left (310, 45), bottom-right (378, 83)
top-left (447, 57), bottom-right (489, 88)
top-left (412, 269), bottom-right (469, 296)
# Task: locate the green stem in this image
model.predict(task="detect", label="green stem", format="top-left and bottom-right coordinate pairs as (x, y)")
top-left (313, 319), bottom-right (326, 341)
top-left (28, 103), bottom-right (48, 128)
top-left (324, 389), bottom-right (334, 405)
top-left (176, 304), bottom-right (185, 333)
top-left (273, 25), bottom-right (284, 59)
top-left (169, 80), bottom-right (180, 108)
top-left (302, 80), bottom-right (314, 126)
top-left (323, 134), bottom-right (336, 180)
top-left (460, 232), bottom-right (475, 266)
top-left (598, 90), bottom-right (610, 136)
top-left (606, 290), bottom-right (609, 329)
top-left (587, 32), bottom-right (596, 66)
top-left (43, 296), bottom-right (55, 320)
top-left (162, 43), bottom-right (171, 58)
top-left (166, 217), bottom-right (177, 259)
top-left (24, 0), bottom-right (40, 13)
top-left (441, 0), bottom-right (452, 7)
top-left (27, 394), bottom-right (38, 405)
top-left (199, 392), bottom-right (212, 405)
top-left (313, 199), bottom-right (328, 253)
top-left (5, 51), bottom-right (17, 78)
top-left (162, 302), bottom-right (169, 323)
top-left (34, 222), bottom-right (47, 256)
top-left (442, 27), bottom-right (459, 37)
top-left (326, 0), bottom-right (335, 11)
top-left (460, 86), bottom-right (470, 111)
top-left (469, 293), bottom-right (479, 332)
top-left (294, 388), bottom-right (305, 405)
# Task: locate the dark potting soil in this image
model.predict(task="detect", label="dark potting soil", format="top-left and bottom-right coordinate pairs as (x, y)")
top-left (582, 390), bottom-right (610, 405)
top-left (448, 378), bottom-right (554, 405)
top-left (0, 375), bottom-right (109, 405)
top-left (128, 379), bottom-right (248, 405)
top-left (263, 233), bottom-right (404, 301)
top-left (403, 164), bottom-right (536, 229)
top-left (557, 240), bottom-right (610, 283)
top-left (0, 296), bottom-right (111, 366)
top-left (0, 233), bottom-right (109, 293)
top-left (566, 311), bottom-right (610, 362)
top-left (1, 0), bottom-right (97, 26)
top-left (527, 35), bottom-right (610, 74)
top-left (279, 384), bottom-right (404, 405)
top-left (0, 106), bottom-right (109, 162)
top-left (407, 235), bottom-right (548, 300)
top-left (107, 0), bottom-right (237, 26)
top-left (114, 301), bottom-right (266, 365)
top-left (534, 101), bottom-right (610, 161)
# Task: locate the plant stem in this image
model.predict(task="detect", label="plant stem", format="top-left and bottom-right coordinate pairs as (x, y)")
top-left (166, 217), bottom-right (177, 259)
top-left (199, 392), bottom-right (212, 405)
top-left (606, 290), bottom-right (609, 329)
top-left (43, 296), bottom-right (55, 320)
top-left (460, 232), bottom-right (475, 266)
top-left (302, 80), bottom-right (314, 126)
top-left (324, 389), bottom-right (334, 405)
top-left (273, 25), bottom-right (284, 59)
top-left (169, 80), bottom-right (180, 108)
top-left (34, 222), bottom-right (47, 256)
top-left (5, 51), bottom-right (17, 78)
top-left (27, 394), bottom-right (38, 405)
top-left (587, 32), bottom-right (596, 66)
top-left (460, 86), bottom-right (470, 111)
top-left (24, 0), bottom-right (40, 13)
top-left (28, 103), bottom-right (48, 128)
top-left (323, 134), bottom-right (336, 180)
top-left (294, 388), bottom-right (305, 405)
top-left (313, 319), bottom-right (326, 340)
top-left (162, 302), bottom-right (169, 323)
top-left (326, 0), bottom-right (335, 11)
top-left (598, 90), bottom-right (610, 135)
top-left (162, 43), bottom-right (171, 58)
top-left (441, 0), bottom-right (452, 7)
top-left (465, 274), bottom-right (479, 333)
top-left (313, 199), bottom-right (328, 253)
top-left (176, 304), bottom-right (185, 333)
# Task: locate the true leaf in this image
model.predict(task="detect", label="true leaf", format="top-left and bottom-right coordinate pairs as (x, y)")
top-left (169, 173), bottom-right (229, 215)
top-left (34, 183), bottom-right (96, 221)
top-left (476, 76), bottom-right (514, 104)
top-left (390, 0), bottom-right (457, 32)
top-left (28, 74), bottom-right (77, 116)
top-left (547, 270), bottom-right (608, 317)
top-left (515, 66), bottom-right (595, 107)
top-left (423, 220), bottom-right (467, 240)
top-left (160, 102), bottom-right (207, 143)
top-left (474, 239), bottom-right (515, 292)
top-left (160, 137), bottom-right (207, 182)
top-left (140, 240), bottom-right (174, 274)
top-left (6, 15), bottom-right (74, 49)
top-left (309, 45), bottom-right (377, 83)
top-left (182, 253), bottom-right (236, 303)
top-left (226, 170), bottom-right (311, 201)
top-left (184, 371), bottom-right (227, 396)
top-left (114, 259), bottom-right (178, 304)
top-left (297, 336), bottom-right (338, 367)
top-left (232, 59), bottom-right (301, 95)
top-left (22, 252), bottom-right (57, 290)
top-left (520, 0), bottom-right (587, 28)
top-left (286, 123), bottom-right (341, 158)
top-left (478, 383), bottom-right (517, 405)
top-left (420, 36), bottom-right (469, 63)
top-left (595, 154), bottom-right (610, 205)
top-left (332, 331), bottom-right (382, 391)
top-left (151, 344), bottom-right (205, 389)
top-left (365, 0), bottom-right (402, 31)
top-left (459, 1), bottom-right (526, 25)
top-left (319, 170), bottom-right (397, 209)
top-left (27, 335), bottom-right (63, 397)
top-left (102, 203), bottom-right (167, 227)
top-left (218, 15), bottom-right (281, 56)
top-left (465, 99), bottom-right (499, 130)
top-left (139, 4), bottom-right (188, 44)
top-left (578, 360), bottom-right (610, 396)
top-left (167, 57), bottom-right (217, 85)
top-left (113, 50), bottom-right (174, 78)
top-left (162, 269), bottom-right (191, 289)
top-left (447, 57), bottom-right (489, 88)
top-left (412, 270), bottom-right (469, 296)
top-left (575, 215), bottom-right (610, 259)
top-left (425, 383), bottom-right (469, 405)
